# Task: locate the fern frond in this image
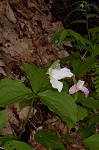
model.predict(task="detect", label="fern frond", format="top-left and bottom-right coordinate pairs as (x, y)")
top-left (91, 62), bottom-right (99, 96)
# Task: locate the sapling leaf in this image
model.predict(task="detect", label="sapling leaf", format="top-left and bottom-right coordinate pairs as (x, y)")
top-left (51, 29), bottom-right (64, 42)
top-left (0, 78), bottom-right (32, 107)
top-left (88, 115), bottom-right (99, 127)
top-left (0, 109), bottom-right (8, 129)
top-left (72, 59), bottom-right (91, 79)
top-left (38, 90), bottom-right (77, 127)
top-left (79, 126), bottom-right (94, 139)
top-left (4, 140), bottom-right (33, 150)
top-left (34, 130), bottom-right (65, 150)
top-left (77, 93), bottom-right (99, 109)
top-left (82, 134), bottom-right (99, 150)
top-left (77, 105), bottom-right (88, 122)
top-left (0, 134), bottom-right (15, 146)
top-left (22, 63), bottom-right (49, 93)
top-left (59, 29), bottom-right (68, 45)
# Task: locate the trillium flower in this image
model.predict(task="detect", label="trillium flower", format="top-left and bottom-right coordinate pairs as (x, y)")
top-left (69, 80), bottom-right (89, 98)
top-left (48, 63), bottom-right (74, 92)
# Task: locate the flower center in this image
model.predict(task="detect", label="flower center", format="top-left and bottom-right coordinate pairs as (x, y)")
top-left (76, 85), bottom-right (80, 90)
top-left (50, 70), bottom-right (56, 77)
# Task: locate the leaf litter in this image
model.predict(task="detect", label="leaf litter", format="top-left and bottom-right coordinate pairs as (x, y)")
top-left (0, 0), bottom-right (87, 149)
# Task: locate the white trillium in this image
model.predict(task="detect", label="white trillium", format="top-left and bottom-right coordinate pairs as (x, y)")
top-left (48, 64), bottom-right (74, 92)
top-left (69, 80), bottom-right (89, 98)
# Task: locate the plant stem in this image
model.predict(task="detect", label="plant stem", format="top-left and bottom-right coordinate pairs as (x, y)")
top-left (18, 97), bottom-right (35, 140)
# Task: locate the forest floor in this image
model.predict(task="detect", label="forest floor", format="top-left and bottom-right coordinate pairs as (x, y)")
top-left (0, 0), bottom-right (89, 149)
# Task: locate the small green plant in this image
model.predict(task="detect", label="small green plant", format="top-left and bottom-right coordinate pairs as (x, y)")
top-left (0, 57), bottom-right (93, 148)
top-left (65, 1), bottom-right (99, 30)
top-left (0, 1), bottom-right (99, 149)
top-left (49, 2), bottom-right (99, 148)
top-left (0, 57), bottom-right (99, 149)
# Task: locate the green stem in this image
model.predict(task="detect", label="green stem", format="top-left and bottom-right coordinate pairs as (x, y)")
top-left (18, 97), bottom-right (35, 140)
top-left (74, 92), bottom-right (78, 101)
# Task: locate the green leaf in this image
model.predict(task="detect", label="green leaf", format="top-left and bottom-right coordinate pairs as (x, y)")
top-left (59, 29), bottom-right (68, 45)
top-left (51, 29), bottom-right (64, 42)
top-left (34, 130), bottom-right (65, 150)
top-left (61, 52), bottom-right (80, 63)
top-left (77, 93), bottom-right (99, 109)
top-left (72, 59), bottom-right (91, 79)
top-left (87, 14), bottom-right (99, 19)
top-left (71, 20), bottom-right (87, 24)
top-left (79, 126), bottom-right (94, 139)
top-left (0, 109), bottom-right (8, 129)
top-left (4, 140), bottom-right (34, 150)
top-left (22, 63), bottom-right (49, 93)
top-left (88, 115), bottom-right (99, 127)
top-left (77, 105), bottom-right (88, 122)
top-left (0, 135), bottom-right (15, 146)
top-left (66, 119), bottom-right (75, 131)
top-left (83, 134), bottom-right (99, 150)
top-left (38, 90), bottom-right (77, 123)
top-left (49, 60), bottom-right (60, 69)
top-left (68, 29), bottom-right (86, 46)
top-left (62, 133), bottom-right (74, 143)
top-left (0, 78), bottom-right (32, 107)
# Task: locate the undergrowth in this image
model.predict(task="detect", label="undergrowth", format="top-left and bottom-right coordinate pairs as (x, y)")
top-left (0, 1), bottom-right (99, 150)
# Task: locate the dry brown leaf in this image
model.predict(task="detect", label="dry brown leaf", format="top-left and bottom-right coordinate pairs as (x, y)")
top-left (58, 50), bottom-right (69, 59)
top-left (0, 67), bottom-right (6, 76)
top-left (7, 105), bottom-right (20, 127)
top-left (35, 144), bottom-right (47, 150)
top-left (6, 1), bottom-right (16, 24)
top-left (52, 21), bottom-right (64, 31)
top-left (63, 41), bottom-right (73, 47)
top-left (61, 124), bottom-right (68, 135)
top-left (18, 106), bottom-right (33, 120)
top-left (0, 123), bottom-right (13, 136)
top-left (0, 60), bottom-right (5, 67)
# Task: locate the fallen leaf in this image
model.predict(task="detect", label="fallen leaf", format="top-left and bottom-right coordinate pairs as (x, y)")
top-left (63, 41), bottom-right (73, 47)
top-left (0, 60), bottom-right (5, 67)
top-left (6, 1), bottom-right (17, 24)
top-left (18, 106), bottom-right (33, 120)
top-left (0, 67), bottom-right (6, 76)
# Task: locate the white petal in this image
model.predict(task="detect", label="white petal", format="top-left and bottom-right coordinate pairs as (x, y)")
top-left (80, 87), bottom-right (89, 98)
top-left (50, 77), bottom-right (63, 92)
top-left (77, 80), bottom-right (85, 89)
top-left (69, 84), bottom-right (78, 94)
top-left (50, 68), bottom-right (73, 80)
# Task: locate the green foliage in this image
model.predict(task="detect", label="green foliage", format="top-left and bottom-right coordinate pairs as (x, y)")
top-left (77, 105), bottom-right (88, 122)
top-left (89, 27), bottom-right (99, 44)
top-left (65, 1), bottom-right (99, 28)
top-left (91, 62), bottom-right (99, 96)
top-left (34, 130), bottom-right (65, 150)
top-left (83, 134), bottom-right (99, 150)
top-left (0, 109), bottom-right (8, 129)
top-left (0, 135), bottom-right (15, 146)
top-left (4, 140), bottom-right (33, 150)
top-left (72, 58), bottom-right (91, 79)
top-left (79, 126), bottom-right (94, 139)
top-left (62, 134), bottom-right (74, 143)
top-left (0, 78), bottom-right (32, 107)
top-left (88, 114), bottom-right (99, 127)
top-left (0, 1), bottom-right (99, 149)
top-left (77, 93), bottom-right (99, 109)
top-left (51, 29), bottom-right (92, 50)
top-left (49, 60), bottom-right (60, 69)
top-left (38, 90), bottom-right (77, 126)
top-left (22, 63), bottom-right (49, 93)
